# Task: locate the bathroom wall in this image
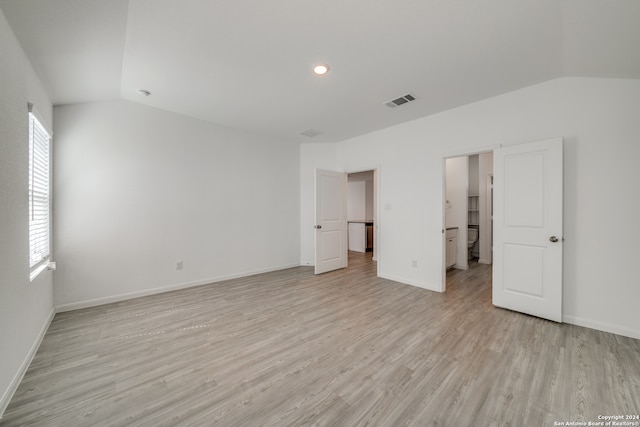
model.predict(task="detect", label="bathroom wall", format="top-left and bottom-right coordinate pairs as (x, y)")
top-left (348, 181), bottom-right (366, 220)
top-left (347, 171), bottom-right (374, 221)
top-left (478, 152), bottom-right (493, 264)
top-left (468, 154), bottom-right (479, 195)
top-left (445, 156), bottom-right (468, 269)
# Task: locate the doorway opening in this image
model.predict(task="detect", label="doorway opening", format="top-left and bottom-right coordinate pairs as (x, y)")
top-left (314, 167), bottom-right (379, 276)
top-left (347, 170), bottom-right (376, 262)
top-left (346, 169), bottom-right (379, 273)
top-left (443, 152), bottom-right (494, 293)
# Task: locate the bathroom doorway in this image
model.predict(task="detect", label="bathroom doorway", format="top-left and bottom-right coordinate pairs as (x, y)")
top-left (444, 152), bottom-right (493, 292)
top-left (443, 139), bottom-right (563, 322)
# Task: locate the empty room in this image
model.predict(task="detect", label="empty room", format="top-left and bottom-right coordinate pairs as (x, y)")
top-left (1, 0), bottom-right (639, 425)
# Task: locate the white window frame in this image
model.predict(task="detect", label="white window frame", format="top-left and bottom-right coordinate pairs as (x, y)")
top-left (28, 104), bottom-right (52, 281)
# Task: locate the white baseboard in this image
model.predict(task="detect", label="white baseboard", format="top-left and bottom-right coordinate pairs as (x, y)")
top-left (563, 314), bottom-right (640, 340)
top-left (56, 263), bottom-right (300, 313)
top-left (0, 307), bottom-right (56, 419)
top-left (378, 273), bottom-right (442, 293)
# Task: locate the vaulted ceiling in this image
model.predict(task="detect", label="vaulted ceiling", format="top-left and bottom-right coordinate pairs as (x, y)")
top-left (2, 0), bottom-right (639, 143)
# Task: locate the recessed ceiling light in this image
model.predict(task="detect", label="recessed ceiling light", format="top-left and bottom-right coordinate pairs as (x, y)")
top-left (313, 64), bottom-right (330, 75)
top-left (137, 89), bottom-right (151, 97)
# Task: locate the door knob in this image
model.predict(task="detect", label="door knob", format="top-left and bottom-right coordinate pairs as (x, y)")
top-left (314, 225), bottom-right (322, 229)
top-left (549, 236), bottom-right (559, 242)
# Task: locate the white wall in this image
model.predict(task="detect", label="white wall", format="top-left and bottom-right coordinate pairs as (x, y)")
top-left (365, 180), bottom-right (374, 221)
top-left (53, 100), bottom-right (300, 310)
top-left (347, 181), bottom-right (367, 220)
top-left (445, 156), bottom-right (468, 269)
top-left (468, 154), bottom-right (479, 195)
top-left (347, 171), bottom-right (374, 221)
top-left (301, 77), bottom-right (640, 339)
top-left (478, 152), bottom-right (493, 264)
top-left (0, 10), bottom-right (54, 415)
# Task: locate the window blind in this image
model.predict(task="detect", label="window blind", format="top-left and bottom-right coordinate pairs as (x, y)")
top-left (29, 110), bottom-right (51, 269)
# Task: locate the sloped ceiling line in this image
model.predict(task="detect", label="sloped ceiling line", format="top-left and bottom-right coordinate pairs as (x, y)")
top-left (1, 0), bottom-right (639, 143)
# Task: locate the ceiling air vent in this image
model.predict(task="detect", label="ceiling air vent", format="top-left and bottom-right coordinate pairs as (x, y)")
top-left (300, 128), bottom-right (323, 138)
top-left (385, 93), bottom-right (416, 108)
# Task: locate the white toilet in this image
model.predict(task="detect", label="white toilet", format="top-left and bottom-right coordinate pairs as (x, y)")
top-left (467, 228), bottom-right (479, 260)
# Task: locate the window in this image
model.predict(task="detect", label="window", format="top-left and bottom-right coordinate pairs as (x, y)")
top-left (28, 105), bottom-right (51, 278)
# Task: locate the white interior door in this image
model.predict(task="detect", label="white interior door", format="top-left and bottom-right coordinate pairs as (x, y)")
top-left (493, 138), bottom-right (563, 322)
top-left (315, 169), bottom-right (347, 274)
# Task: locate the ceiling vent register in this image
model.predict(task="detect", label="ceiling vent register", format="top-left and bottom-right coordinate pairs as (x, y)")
top-left (385, 93), bottom-right (416, 108)
top-left (300, 128), bottom-right (323, 138)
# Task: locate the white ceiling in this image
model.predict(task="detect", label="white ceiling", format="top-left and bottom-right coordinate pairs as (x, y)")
top-left (2, 0), bottom-right (639, 143)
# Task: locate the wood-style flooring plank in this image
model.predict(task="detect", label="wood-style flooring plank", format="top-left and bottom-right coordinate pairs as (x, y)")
top-left (2, 252), bottom-right (639, 426)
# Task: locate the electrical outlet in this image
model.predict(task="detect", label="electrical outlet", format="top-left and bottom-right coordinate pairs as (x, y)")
top-left (412, 260), bottom-right (418, 268)
top-left (176, 260), bottom-right (183, 270)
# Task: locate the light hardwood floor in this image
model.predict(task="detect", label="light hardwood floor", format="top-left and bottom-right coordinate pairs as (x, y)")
top-left (3, 252), bottom-right (640, 426)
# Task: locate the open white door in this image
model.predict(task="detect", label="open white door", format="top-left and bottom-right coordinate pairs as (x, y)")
top-left (315, 169), bottom-right (348, 274)
top-left (493, 138), bottom-right (563, 322)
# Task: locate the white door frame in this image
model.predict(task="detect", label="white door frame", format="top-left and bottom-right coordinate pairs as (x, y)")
top-left (479, 174), bottom-right (493, 265)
